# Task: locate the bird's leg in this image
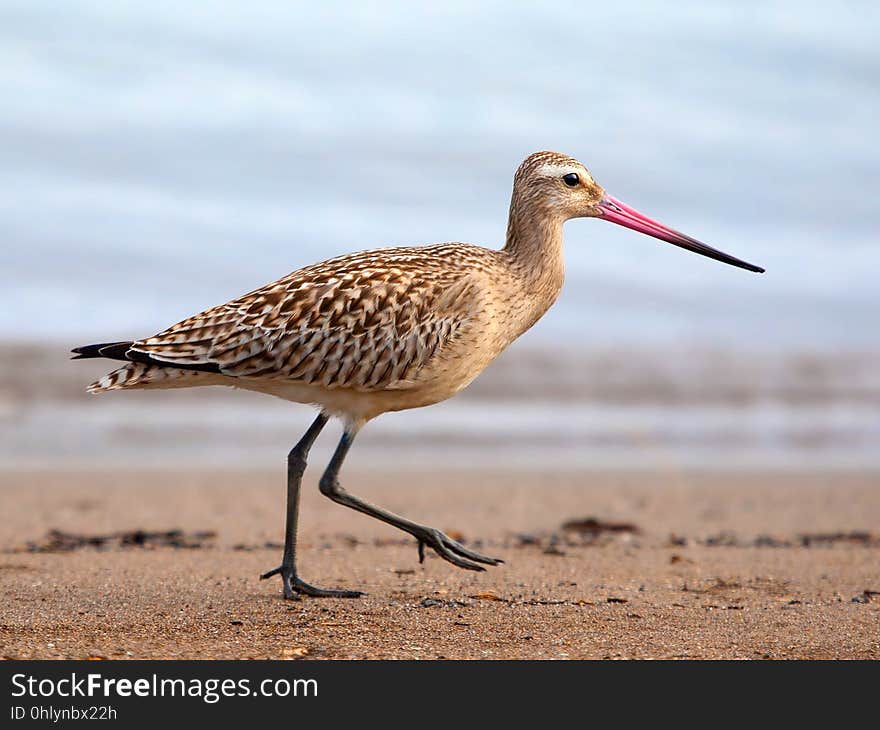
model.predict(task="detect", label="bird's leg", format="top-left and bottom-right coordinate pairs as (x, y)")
top-left (260, 412), bottom-right (364, 599)
top-left (319, 427), bottom-right (504, 572)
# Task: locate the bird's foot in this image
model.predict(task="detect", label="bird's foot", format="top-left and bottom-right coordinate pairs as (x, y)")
top-left (260, 565), bottom-right (365, 600)
top-left (415, 528), bottom-right (505, 571)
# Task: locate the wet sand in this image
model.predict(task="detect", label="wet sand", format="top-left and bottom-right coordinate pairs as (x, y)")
top-left (1, 469), bottom-right (878, 660)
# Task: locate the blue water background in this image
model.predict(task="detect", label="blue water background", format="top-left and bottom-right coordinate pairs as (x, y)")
top-left (1, 1), bottom-right (877, 349)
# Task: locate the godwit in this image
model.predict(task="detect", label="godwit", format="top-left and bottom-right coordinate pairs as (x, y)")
top-left (73, 151), bottom-right (763, 599)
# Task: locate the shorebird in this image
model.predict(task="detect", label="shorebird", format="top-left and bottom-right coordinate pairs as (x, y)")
top-left (73, 151), bottom-right (763, 599)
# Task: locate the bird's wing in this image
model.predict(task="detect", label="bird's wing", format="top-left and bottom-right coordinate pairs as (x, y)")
top-left (129, 249), bottom-right (479, 392)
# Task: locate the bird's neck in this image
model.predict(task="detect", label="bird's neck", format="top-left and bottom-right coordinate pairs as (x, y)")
top-left (502, 198), bottom-right (566, 332)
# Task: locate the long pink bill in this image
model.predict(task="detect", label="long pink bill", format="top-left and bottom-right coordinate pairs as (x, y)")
top-left (598, 195), bottom-right (764, 273)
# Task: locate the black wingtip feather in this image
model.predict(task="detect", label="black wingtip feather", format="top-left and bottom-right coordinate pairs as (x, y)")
top-left (70, 340), bottom-right (223, 375)
top-left (70, 341), bottom-right (134, 361)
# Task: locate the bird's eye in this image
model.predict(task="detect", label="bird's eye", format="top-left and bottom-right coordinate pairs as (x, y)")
top-left (562, 173), bottom-right (580, 187)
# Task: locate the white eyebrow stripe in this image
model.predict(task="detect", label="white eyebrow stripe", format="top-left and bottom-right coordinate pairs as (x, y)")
top-left (534, 162), bottom-right (593, 183)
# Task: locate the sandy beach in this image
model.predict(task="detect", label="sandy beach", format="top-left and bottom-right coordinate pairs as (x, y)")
top-left (1, 469), bottom-right (878, 660)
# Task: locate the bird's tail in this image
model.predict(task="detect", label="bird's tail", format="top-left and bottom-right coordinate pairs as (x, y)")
top-left (86, 362), bottom-right (152, 393)
top-left (74, 341), bottom-right (222, 393)
top-left (86, 362), bottom-right (219, 394)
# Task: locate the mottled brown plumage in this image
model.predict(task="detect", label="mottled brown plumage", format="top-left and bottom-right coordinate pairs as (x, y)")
top-left (86, 151), bottom-right (605, 423)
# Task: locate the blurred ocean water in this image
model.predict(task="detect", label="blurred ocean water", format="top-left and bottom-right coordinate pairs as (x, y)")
top-left (1, 1), bottom-right (878, 349)
top-left (1, 3), bottom-right (878, 471)
top-left (2, 344), bottom-right (879, 470)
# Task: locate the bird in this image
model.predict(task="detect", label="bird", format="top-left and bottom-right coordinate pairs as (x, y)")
top-left (72, 150), bottom-right (764, 600)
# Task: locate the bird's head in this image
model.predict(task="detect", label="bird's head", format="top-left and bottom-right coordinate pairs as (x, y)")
top-left (513, 150), bottom-right (764, 273)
